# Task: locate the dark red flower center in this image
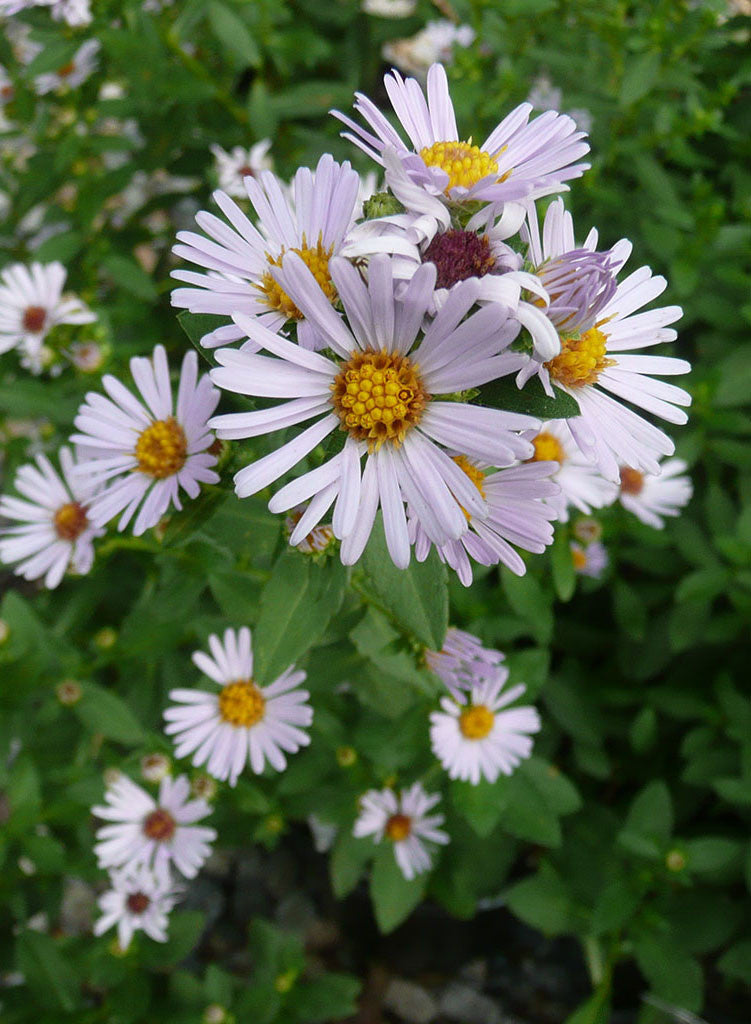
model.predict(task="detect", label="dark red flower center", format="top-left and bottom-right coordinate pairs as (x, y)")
top-left (23, 306), bottom-right (47, 333)
top-left (142, 808), bottom-right (176, 842)
top-left (422, 229), bottom-right (496, 290)
top-left (126, 892), bottom-right (150, 914)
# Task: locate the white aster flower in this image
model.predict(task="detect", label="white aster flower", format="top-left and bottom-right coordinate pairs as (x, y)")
top-left (333, 62), bottom-right (589, 207)
top-left (34, 39), bottom-right (100, 95)
top-left (93, 863), bottom-right (181, 950)
top-left (0, 446), bottom-right (103, 589)
top-left (571, 539), bottom-right (608, 578)
top-left (618, 457), bottom-right (692, 529)
top-left (70, 345), bottom-right (220, 536)
top-left (0, 261), bottom-right (95, 371)
top-left (50, 0), bottom-right (92, 26)
top-left (209, 253), bottom-right (539, 569)
top-left (164, 627), bottom-right (313, 787)
top-left (425, 627), bottom-right (504, 699)
top-left (92, 773), bottom-right (216, 879)
top-left (382, 21), bottom-right (475, 81)
top-left (430, 670), bottom-right (540, 784)
top-left (353, 782), bottom-right (449, 880)
top-left (520, 198), bottom-right (691, 481)
top-left (521, 419), bottom-right (618, 522)
top-left (210, 140), bottom-right (274, 198)
top-left (172, 153), bottom-right (390, 351)
top-left (410, 457), bottom-right (559, 584)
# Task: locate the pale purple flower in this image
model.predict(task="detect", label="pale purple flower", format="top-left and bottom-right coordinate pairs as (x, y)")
top-left (618, 457), bottom-right (692, 528)
top-left (571, 539), bottom-right (608, 578)
top-left (353, 782), bottom-right (449, 880)
top-left (425, 627), bottom-right (504, 700)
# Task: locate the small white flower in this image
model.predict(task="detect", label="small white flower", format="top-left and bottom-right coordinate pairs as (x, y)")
top-left (382, 22), bottom-right (475, 81)
top-left (354, 782), bottom-right (449, 880)
top-left (571, 539), bottom-right (608, 578)
top-left (35, 39), bottom-right (100, 95)
top-left (0, 446), bottom-right (103, 589)
top-left (0, 261), bottom-right (95, 371)
top-left (210, 140), bottom-right (273, 198)
top-left (430, 672), bottom-right (540, 785)
top-left (92, 773), bottom-right (216, 879)
top-left (164, 627), bottom-right (313, 787)
top-left (93, 863), bottom-right (181, 950)
top-left (425, 627), bottom-right (504, 699)
top-left (618, 457), bottom-right (692, 529)
top-left (362, 0), bottom-right (416, 17)
top-left (522, 420), bottom-right (618, 522)
top-left (71, 345), bottom-right (220, 536)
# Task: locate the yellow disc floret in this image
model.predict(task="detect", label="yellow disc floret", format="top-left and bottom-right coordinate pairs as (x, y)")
top-left (385, 813), bottom-right (412, 841)
top-left (135, 417), bottom-right (187, 478)
top-left (218, 680), bottom-right (266, 728)
top-left (420, 140), bottom-right (500, 193)
top-left (331, 350), bottom-right (428, 448)
top-left (459, 704), bottom-right (495, 740)
top-left (529, 431), bottom-right (565, 464)
top-left (259, 235), bottom-right (336, 320)
top-left (54, 501), bottom-right (88, 541)
top-left (571, 545), bottom-right (588, 571)
top-left (619, 466), bottom-right (645, 495)
top-left (545, 326), bottom-right (614, 389)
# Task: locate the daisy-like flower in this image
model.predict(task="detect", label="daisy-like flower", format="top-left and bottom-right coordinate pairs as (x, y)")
top-left (93, 863), bottom-right (180, 951)
top-left (571, 539), bottom-right (608, 578)
top-left (0, 446), bottom-right (103, 589)
top-left (209, 253), bottom-right (539, 569)
top-left (0, 261), bottom-right (95, 371)
top-left (34, 39), bottom-right (100, 96)
top-left (164, 627), bottom-right (313, 787)
top-left (425, 627), bottom-right (504, 699)
top-left (284, 504), bottom-right (335, 555)
top-left (430, 670), bottom-right (540, 784)
top-left (618, 457), bottom-right (692, 529)
top-left (353, 782), bottom-right (449, 880)
top-left (171, 154), bottom-right (392, 351)
top-left (92, 773), bottom-right (216, 879)
top-left (522, 419), bottom-right (618, 522)
top-left (520, 198), bottom-right (691, 481)
top-left (382, 20), bottom-right (474, 81)
top-left (333, 62), bottom-right (589, 207)
top-left (210, 140), bottom-right (274, 198)
top-left (410, 457), bottom-right (559, 584)
top-left (0, 0), bottom-right (90, 22)
top-left (70, 345), bottom-right (220, 536)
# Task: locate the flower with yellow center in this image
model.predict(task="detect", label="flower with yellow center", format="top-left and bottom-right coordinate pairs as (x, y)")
top-left (53, 501), bottom-right (89, 540)
top-left (545, 326), bottom-right (614, 389)
top-left (353, 782), bottom-right (449, 880)
top-left (529, 431), bottom-right (566, 464)
top-left (134, 417), bottom-right (188, 479)
top-left (458, 704), bottom-right (495, 740)
top-left (419, 140), bottom-right (504, 194)
top-left (385, 813), bottom-right (412, 842)
top-left (258, 236), bottom-right (337, 321)
top-left (331, 349), bottom-right (428, 448)
top-left (217, 680), bottom-right (266, 728)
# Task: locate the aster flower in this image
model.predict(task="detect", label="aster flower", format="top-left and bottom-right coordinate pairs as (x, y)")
top-left (210, 140), bottom-right (274, 198)
top-left (430, 670), bottom-right (540, 784)
top-left (520, 198), bottom-right (691, 481)
top-left (333, 62), bottom-right (589, 207)
top-left (93, 864), bottom-right (180, 950)
top-left (171, 154), bottom-right (393, 351)
top-left (425, 627), bottom-right (504, 699)
top-left (382, 20), bottom-right (474, 81)
top-left (209, 253), bottom-right (539, 569)
top-left (410, 458), bottom-right (559, 584)
top-left (521, 419), bottom-right (618, 522)
top-left (70, 345), bottom-right (220, 536)
top-left (284, 504), bottom-right (335, 555)
top-left (353, 782), bottom-right (449, 880)
top-left (92, 773), bottom-right (216, 879)
top-left (0, 261), bottom-right (95, 371)
top-left (163, 627), bottom-right (313, 787)
top-left (571, 539), bottom-right (608, 578)
top-left (0, 446), bottom-right (103, 589)
top-left (618, 457), bottom-right (692, 529)
top-left (34, 39), bottom-right (100, 95)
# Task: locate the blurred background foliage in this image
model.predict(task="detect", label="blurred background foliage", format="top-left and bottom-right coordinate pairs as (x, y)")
top-left (0, 0), bottom-right (750, 1022)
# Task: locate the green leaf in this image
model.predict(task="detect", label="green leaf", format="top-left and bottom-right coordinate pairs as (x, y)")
top-left (369, 842), bottom-right (426, 933)
top-left (176, 310), bottom-right (227, 365)
top-left (291, 973), bottom-right (361, 1022)
top-left (551, 527), bottom-right (576, 601)
top-left (140, 911), bottom-right (205, 968)
top-left (451, 778), bottom-right (510, 838)
top-left (476, 377), bottom-right (580, 419)
top-left (501, 567), bottom-right (553, 644)
top-left (506, 862), bottom-right (573, 935)
top-left (253, 551), bottom-right (347, 683)
top-left (684, 837), bottom-right (743, 875)
top-left (207, 1), bottom-right (261, 67)
top-left (618, 780), bottom-right (673, 858)
top-left (0, 379), bottom-right (79, 426)
top-left (633, 932), bottom-right (703, 1011)
top-left (16, 931), bottom-right (79, 1012)
top-left (564, 991), bottom-right (611, 1024)
top-left (619, 51), bottom-right (661, 106)
top-left (102, 254), bottom-right (157, 301)
top-left (74, 681), bottom-right (146, 745)
top-left (719, 940), bottom-right (751, 986)
top-left (359, 517), bottom-right (448, 649)
top-left (330, 831), bottom-right (373, 898)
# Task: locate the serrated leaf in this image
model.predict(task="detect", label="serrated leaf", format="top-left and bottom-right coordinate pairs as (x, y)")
top-left (476, 376), bottom-right (580, 419)
top-left (369, 843), bottom-right (426, 933)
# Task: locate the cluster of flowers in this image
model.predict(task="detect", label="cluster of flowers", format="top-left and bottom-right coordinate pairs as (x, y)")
top-left (89, 625), bottom-right (537, 947)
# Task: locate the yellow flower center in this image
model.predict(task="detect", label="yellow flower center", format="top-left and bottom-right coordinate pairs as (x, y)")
top-left (218, 680), bottom-right (266, 728)
top-left (53, 501), bottom-right (88, 541)
top-left (571, 545), bottom-right (588, 571)
top-left (452, 455), bottom-right (486, 520)
top-left (258, 235), bottom-right (336, 320)
top-left (619, 466), bottom-right (645, 495)
top-left (331, 350), bottom-right (428, 448)
top-left (459, 704), bottom-right (495, 740)
top-left (545, 327), bottom-right (614, 389)
top-left (134, 417), bottom-right (187, 479)
top-left (530, 431), bottom-right (565, 464)
top-left (385, 813), bottom-right (412, 842)
top-left (420, 140), bottom-right (500, 193)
